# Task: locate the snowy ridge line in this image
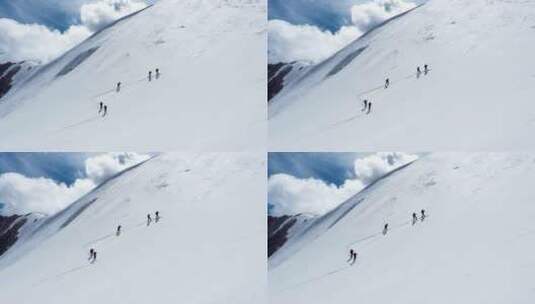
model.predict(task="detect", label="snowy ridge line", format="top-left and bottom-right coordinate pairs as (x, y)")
top-left (0, 156), bottom-right (156, 269)
top-left (270, 160), bottom-right (418, 269)
top-left (269, 4), bottom-right (425, 113)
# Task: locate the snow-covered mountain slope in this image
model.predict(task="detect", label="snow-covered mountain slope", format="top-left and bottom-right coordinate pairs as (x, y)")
top-left (269, 153), bottom-right (535, 304)
top-left (268, 61), bottom-right (311, 101)
top-left (0, 61), bottom-right (37, 99)
top-left (0, 212), bottom-right (44, 256)
top-left (268, 213), bottom-right (315, 257)
top-left (0, 0), bottom-right (266, 151)
top-left (0, 153), bottom-right (266, 304)
top-left (269, 0), bottom-right (535, 151)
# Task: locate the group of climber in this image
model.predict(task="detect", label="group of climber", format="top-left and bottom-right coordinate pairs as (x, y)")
top-left (148, 68), bottom-right (161, 82)
top-left (348, 209), bottom-right (427, 266)
top-left (147, 211), bottom-right (161, 226)
top-left (361, 64), bottom-right (430, 115)
top-left (87, 211), bottom-right (161, 264)
top-left (97, 68), bottom-right (161, 117)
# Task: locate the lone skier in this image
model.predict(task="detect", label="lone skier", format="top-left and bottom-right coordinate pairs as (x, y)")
top-left (385, 78), bottom-right (390, 89)
top-left (420, 209), bottom-right (426, 221)
top-left (382, 223), bottom-right (389, 235)
top-left (147, 214), bottom-right (152, 226)
top-left (155, 211), bottom-right (160, 223)
top-left (148, 71), bottom-right (152, 82)
top-left (155, 68), bottom-right (160, 79)
top-left (116, 82), bottom-right (121, 92)
top-left (412, 212), bottom-right (418, 225)
top-left (116, 225), bottom-right (122, 236)
top-left (362, 99), bottom-right (368, 112)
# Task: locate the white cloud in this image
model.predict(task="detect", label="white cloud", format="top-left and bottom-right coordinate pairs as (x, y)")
top-left (354, 152), bottom-right (418, 184)
top-left (80, 0), bottom-right (148, 32)
top-left (268, 173), bottom-right (365, 217)
top-left (268, 20), bottom-right (362, 64)
top-left (350, 0), bottom-right (416, 31)
top-left (0, 0), bottom-right (148, 63)
top-left (268, 0), bottom-right (416, 64)
top-left (0, 173), bottom-right (95, 216)
top-left (85, 152), bottom-right (150, 184)
top-left (0, 152), bottom-right (150, 216)
top-left (268, 152), bottom-right (418, 216)
top-left (0, 19), bottom-right (91, 63)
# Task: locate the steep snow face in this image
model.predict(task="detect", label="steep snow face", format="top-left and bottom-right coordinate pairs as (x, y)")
top-left (269, 0), bottom-right (535, 151)
top-left (0, 153), bottom-right (267, 304)
top-left (0, 0), bottom-right (266, 151)
top-left (268, 213), bottom-right (315, 257)
top-left (269, 153), bottom-right (535, 304)
top-left (0, 213), bottom-right (45, 256)
top-left (0, 61), bottom-right (37, 99)
top-left (268, 61), bottom-right (311, 101)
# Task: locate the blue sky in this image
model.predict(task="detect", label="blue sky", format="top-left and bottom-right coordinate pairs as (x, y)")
top-left (0, 152), bottom-right (150, 216)
top-left (268, 0), bottom-right (427, 31)
top-left (0, 0), bottom-right (153, 63)
top-left (268, 0), bottom-right (427, 63)
top-left (268, 152), bottom-right (366, 187)
top-left (268, 152), bottom-right (419, 216)
top-left (0, 0), bottom-right (156, 31)
top-left (0, 152), bottom-right (90, 185)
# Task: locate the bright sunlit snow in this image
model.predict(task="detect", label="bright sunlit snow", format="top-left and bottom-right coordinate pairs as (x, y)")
top-left (0, 153), bottom-right (266, 304)
top-left (269, 0), bottom-right (535, 151)
top-left (269, 153), bottom-right (535, 304)
top-left (0, 0), bottom-right (266, 151)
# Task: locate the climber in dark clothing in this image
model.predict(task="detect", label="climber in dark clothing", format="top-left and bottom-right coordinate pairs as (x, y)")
top-left (412, 212), bottom-right (418, 225)
top-left (116, 82), bottom-right (121, 92)
top-left (385, 78), bottom-right (390, 89)
top-left (116, 225), bottom-right (122, 236)
top-left (102, 105), bottom-right (108, 117)
top-left (92, 250), bottom-right (97, 263)
top-left (367, 102), bottom-right (372, 115)
top-left (420, 209), bottom-right (426, 221)
top-left (382, 223), bottom-right (389, 235)
top-left (89, 248), bottom-right (94, 261)
top-left (148, 71), bottom-right (152, 82)
top-left (155, 68), bottom-right (160, 79)
top-left (155, 211), bottom-right (160, 223)
top-left (362, 99), bottom-right (368, 112)
top-left (98, 102), bottom-right (103, 114)
top-left (147, 214), bottom-right (152, 226)
top-left (417, 66), bottom-right (422, 78)
top-left (424, 64), bottom-right (429, 75)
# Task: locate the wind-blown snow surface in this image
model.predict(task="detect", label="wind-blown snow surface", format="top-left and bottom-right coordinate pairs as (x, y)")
top-left (0, 153), bottom-right (266, 304)
top-left (269, 0), bottom-right (535, 151)
top-left (269, 153), bottom-right (535, 304)
top-left (0, 0), bottom-right (266, 151)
